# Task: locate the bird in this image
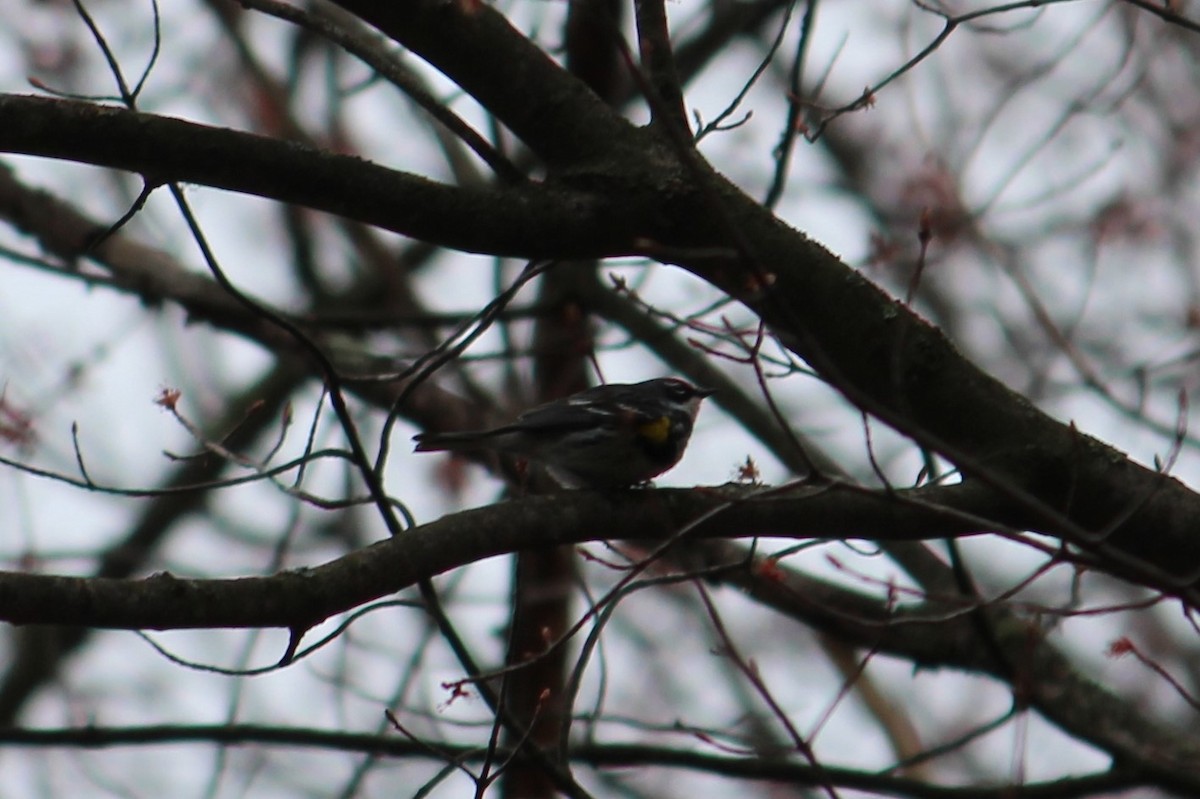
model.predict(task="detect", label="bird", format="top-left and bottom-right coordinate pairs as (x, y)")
top-left (412, 377), bottom-right (714, 488)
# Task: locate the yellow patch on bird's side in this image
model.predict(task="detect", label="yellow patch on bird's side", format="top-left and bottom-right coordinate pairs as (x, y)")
top-left (637, 416), bottom-right (672, 444)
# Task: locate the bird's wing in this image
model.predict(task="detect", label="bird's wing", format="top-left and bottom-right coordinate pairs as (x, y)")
top-left (516, 388), bottom-right (662, 433)
top-left (513, 400), bottom-right (611, 433)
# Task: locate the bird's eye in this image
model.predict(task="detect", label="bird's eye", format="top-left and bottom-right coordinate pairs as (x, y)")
top-left (663, 379), bottom-right (693, 400)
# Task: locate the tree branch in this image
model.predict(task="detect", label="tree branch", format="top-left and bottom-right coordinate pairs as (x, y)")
top-left (0, 94), bottom-right (615, 258)
top-left (0, 482), bottom-right (1011, 631)
top-left (0, 723), bottom-right (1150, 798)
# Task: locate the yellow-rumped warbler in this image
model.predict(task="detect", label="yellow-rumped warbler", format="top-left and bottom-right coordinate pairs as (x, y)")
top-left (412, 378), bottom-right (714, 488)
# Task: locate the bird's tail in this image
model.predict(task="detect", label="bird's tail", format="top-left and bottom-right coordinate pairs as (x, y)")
top-left (412, 429), bottom-right (503, 453)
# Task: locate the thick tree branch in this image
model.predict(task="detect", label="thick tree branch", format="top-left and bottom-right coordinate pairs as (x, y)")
top-left (0, 482), bottom-right (1009, 631)
top-left (0, 94), bottom-right (618, 258)
top-left (329, 0), bottom-right (639, 171)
